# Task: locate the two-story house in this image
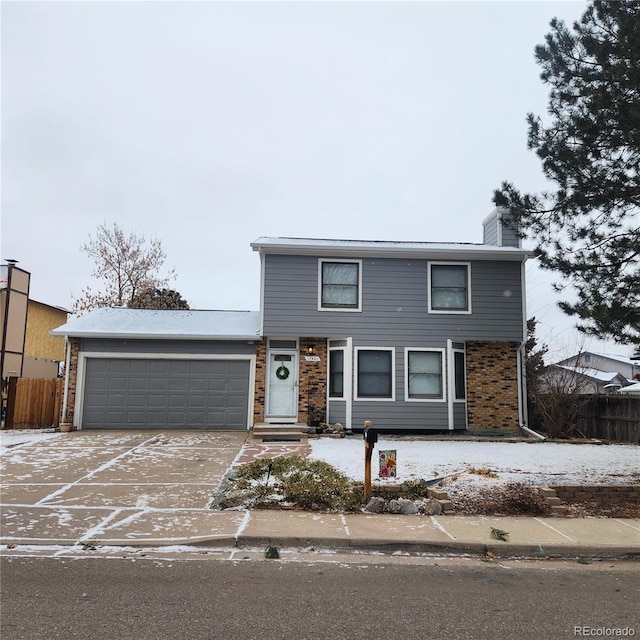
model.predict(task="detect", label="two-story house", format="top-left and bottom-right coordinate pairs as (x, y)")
top-left (52, 209), bottom-right (530, 433)
top-left (251, 208), bottom-right (529, 432)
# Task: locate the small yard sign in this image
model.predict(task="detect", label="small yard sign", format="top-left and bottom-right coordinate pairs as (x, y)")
top-left (378, 450), bottom-right (397, 478)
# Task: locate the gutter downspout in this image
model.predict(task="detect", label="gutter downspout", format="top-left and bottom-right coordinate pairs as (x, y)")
top-left (345, 337), bottom-right (353, 432)
top-left (518, 256), bottom-right (545, 441)
top-left (447, 339), bottom-right (454, 430)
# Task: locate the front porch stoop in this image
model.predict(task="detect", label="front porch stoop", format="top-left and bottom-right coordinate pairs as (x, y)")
top-left (251, 423), bottom-right (309, 442)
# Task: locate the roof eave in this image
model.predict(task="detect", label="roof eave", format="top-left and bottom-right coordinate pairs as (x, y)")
top-left (251, 241), bottom-right (531, 261)
top-left (50, 330), bottom-right (261, 340)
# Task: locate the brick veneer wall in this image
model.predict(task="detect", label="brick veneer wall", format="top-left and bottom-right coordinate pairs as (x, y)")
top-left (62, 337), bottom-right (80, 424)
top-left (253, 340), bottom-right (267, 424)
top-left (253, 338), bottom-right (327, 425)
top-left (298, 338), bottom-right (328, 424)
top-left (466, 341), bottom-right (520, 430)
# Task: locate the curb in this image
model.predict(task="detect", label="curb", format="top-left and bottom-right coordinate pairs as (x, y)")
top-left (2, 534), bottom-right (639, 560)
top-left (232, 535), bottom-right (640, 560)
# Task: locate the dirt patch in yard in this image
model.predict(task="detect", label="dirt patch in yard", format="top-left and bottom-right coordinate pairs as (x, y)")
top-left (563, 500), bottom-right (640, 519)
top-left (447, 484), bottom-right (640, 518)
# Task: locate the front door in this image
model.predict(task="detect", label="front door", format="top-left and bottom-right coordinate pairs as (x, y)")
top-left (267, 350), bottom-right (298, 419)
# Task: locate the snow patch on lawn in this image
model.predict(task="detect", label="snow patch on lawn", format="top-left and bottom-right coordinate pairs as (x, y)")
top-left (308, 437), bottom-right (639, 488)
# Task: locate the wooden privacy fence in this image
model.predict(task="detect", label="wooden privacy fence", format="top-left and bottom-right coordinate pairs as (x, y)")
top-left (6, 378), bottom-right (63, 429)
top-left (576, 395), bottom-right (640, 444)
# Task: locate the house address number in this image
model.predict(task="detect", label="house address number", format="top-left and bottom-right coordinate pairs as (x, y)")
top-left (304, 355), bottom-right (321, 362)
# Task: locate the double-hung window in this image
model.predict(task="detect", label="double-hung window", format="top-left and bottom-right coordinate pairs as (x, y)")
top-left (356, 348), bottom-right (394, 400)
top-left (429, 263), bottom-right (471, 313)
top-left (406, 349), bottom-right (444, 401)
top-left (319, 260), bottom-right (361, 311)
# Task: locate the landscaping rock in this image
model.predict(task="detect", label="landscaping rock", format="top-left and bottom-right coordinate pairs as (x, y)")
top-left (216, 490), bottom-right (250, 510)
top-left (419, 499), bottom-right (443, 516)
top-left (363, 497), bottom-right (386, 513)
top-left (397, 498), bottom-right (419, 515)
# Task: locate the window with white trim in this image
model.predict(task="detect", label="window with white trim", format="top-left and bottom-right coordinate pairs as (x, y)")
top-left (319, 260), bottom-right (361, 310)
top-left (406, 349), bottom-right (444, 401)
top-left (453, 349), bottom-right (466, 401)
top-left (356, 348), bottom-right (394, 399)
top-left (429, 263), bottom-right (471, 313)
top-left (329, 349), bottom-right (344, 399)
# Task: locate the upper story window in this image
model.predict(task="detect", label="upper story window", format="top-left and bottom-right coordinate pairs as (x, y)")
top-left (319, 260), bottom-right (361, 311)
top-left (428, 263), bottom-right (471, 313)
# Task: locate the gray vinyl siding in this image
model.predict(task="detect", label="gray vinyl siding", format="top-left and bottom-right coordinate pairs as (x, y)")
top-left (483, 212), bottom-right (520, 248)
top-left (327, 401), bottom-right (347, 426)
top-left (501, 222), bottom-right (520, 248)
top-left (262, 255), bottom-right (524, 342)
top-left (263, 253), bottom-right (523, 431)
top-left (483, 217), bottom-right (499, 245)
top-left (349, 401), bottom-right (450, 431)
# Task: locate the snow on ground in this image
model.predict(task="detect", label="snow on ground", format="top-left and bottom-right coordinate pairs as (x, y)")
top-left (0, 429), bottom-right (61, 453)
top-left (308, 436), bottom-right (640, 490)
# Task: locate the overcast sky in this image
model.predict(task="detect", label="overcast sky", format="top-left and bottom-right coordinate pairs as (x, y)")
top-left (1, 0), bottom-right (630, 360)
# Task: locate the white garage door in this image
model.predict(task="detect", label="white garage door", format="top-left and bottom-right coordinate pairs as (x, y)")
top-left (82, 358), bottom-right (251, 430)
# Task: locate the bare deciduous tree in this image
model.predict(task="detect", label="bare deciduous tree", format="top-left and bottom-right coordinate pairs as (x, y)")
top-left (73, 223), bottom-right (176, 314)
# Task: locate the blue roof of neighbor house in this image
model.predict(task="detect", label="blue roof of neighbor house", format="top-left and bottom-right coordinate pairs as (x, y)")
top-left (50, 307), bottom-right (261, 340)
top-left (251, 236), bottom-right (531, 260)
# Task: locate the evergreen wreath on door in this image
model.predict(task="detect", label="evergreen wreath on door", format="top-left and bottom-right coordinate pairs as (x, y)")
top-left (275, 365), bottom-right (290, 380)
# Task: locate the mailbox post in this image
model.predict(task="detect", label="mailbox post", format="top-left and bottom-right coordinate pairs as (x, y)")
top-left (363, 420), bottom-right (378, 502)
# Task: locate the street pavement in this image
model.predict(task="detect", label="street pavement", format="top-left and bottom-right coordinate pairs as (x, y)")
top-left (1, 430), bottom-right (638, 559)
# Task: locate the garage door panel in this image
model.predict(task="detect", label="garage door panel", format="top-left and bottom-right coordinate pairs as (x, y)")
top-left (228, 361), bottom-right (249, 375)
top-left (226, 395), bottom-right (246, 408)
top-left (208, 379), bottom-right (227, 392)
top-left (147, 394), bottom-right (167, 408)
top-left (148, 378), bottom-right (169, 392)
top-left (82, 358), bottom-right (250, 430)
top-left (189, 383), bottom-right (208, 395)
top-left (128, 378), bottom-right (148, 391)
top-left (168, 394), bottom-right (187, 408)
top-left (109, 361), bottom-right (132, 374)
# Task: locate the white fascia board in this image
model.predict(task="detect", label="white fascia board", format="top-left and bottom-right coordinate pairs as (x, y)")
top-left (50, 330), bottom-right (262, 340)
top-left (251, 238), bottom-right (531, 261)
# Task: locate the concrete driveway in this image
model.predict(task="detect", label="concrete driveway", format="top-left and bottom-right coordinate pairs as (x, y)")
top-left (0, 430), bottom-right (250, 546)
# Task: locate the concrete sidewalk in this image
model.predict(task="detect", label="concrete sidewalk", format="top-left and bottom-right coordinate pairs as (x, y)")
top-left (2, 503), bottom-right (639, 559)
top-left (1, 430), bottom-right (639, 559)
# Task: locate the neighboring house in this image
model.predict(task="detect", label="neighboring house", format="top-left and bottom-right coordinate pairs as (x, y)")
top-left (23, 300), bottom-right (68, 378)
top-left (618, 382), bottom-right (640, 395)
top-left (540, 364), bottom-right (629, 395)
top-left (556, 352), bottom-right (640, 384)
top-left (52, 208), bottom-right (531, 432)
top-left (1, 261), bottom-right (68, 379)
top-left (1, 261), bottom-right (30, 379)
